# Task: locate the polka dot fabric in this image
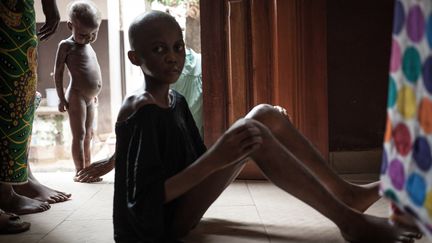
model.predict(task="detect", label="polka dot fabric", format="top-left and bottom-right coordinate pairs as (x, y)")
top-left (381, 0), bottom-right (432, 238)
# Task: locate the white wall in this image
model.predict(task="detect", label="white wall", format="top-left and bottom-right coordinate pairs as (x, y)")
top-left (121, 0), bottom-right (149, 95)
top-left (34, 0), bottom-right (108, 23)
top-left (107, 0), bottom-right (122, 128)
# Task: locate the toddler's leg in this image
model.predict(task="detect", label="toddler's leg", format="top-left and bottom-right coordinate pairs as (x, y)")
top-left (66, 91), bottom-right (87, 180)
top-left (80, 100), bottom-right (101, 183)
top-left (246, 104), bottom-right (379, 212)
top-left (84, 100), bottom-right (96, 169)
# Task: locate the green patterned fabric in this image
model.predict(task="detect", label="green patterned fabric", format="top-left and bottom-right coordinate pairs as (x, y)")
top-left (0, 0), bottom-right (37, 184)
top-left (171, 48), bottom-right (203, 137)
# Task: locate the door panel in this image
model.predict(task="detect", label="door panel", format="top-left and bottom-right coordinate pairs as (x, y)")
top-left (201, 0), bottom-right (328, 179)
top-left (272, 0), bottom-right (328, 159)
top-left (227, 0), bottom-right (250, 123)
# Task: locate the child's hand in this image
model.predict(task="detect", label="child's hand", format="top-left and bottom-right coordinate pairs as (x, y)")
top-left (58, 99), bottom-right (68, 112)
top-left (209, 119), bottom-right (263, 168)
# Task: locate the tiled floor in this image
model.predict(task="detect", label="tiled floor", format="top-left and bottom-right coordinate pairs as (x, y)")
top-left (0, 172), bottom-right (428, 243)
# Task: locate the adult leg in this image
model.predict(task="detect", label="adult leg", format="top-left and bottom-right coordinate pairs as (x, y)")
top-left (13, 164), bottom-right (71, 203)
top-left (0, 0), bottom-right (53, 218)
top-left (244, 117), bottom-right (415, 242)
top-left (13, 92), bottom-right (71, 202)
top-left (248, 104), bottom-right (379, 212)
top-left (66, 90), bottom-right (87, 181)
top-left (0, 183), bottom-right (50, 215)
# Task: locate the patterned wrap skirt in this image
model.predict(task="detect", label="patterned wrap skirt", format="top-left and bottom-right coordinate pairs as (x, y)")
top-left (381, 0), bottom-right (432, 238)
top-left (0, 0), bottom-right (37, 184)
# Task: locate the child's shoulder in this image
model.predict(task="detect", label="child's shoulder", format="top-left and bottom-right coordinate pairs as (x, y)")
top-left (59, 37), bottom-right (74, 45)
top-left (57, 38), bottom-right (74, 51)
top-left (117, 92), bottom-right (157, 122)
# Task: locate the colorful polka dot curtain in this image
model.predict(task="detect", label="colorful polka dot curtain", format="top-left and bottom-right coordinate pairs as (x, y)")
top-left (381, 0), bottom-right (432, 238)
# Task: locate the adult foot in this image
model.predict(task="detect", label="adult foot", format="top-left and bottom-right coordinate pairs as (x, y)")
top-left (0, 185), bottom-right (50, 215)
top-left (13, 178), bottom-right (71, 204)
top-left (341, 214), bottom-right (420, 243)
top-left (0, 209), bottom-right (30, 234)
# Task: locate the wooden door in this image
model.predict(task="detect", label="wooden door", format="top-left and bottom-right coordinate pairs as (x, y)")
top-left (201, 0), bottom-right (328, 179)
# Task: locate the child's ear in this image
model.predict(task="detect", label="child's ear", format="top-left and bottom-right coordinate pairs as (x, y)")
top-left (67, 21), bottom-right (73, 31)
top-left (128, 51), bottom-right (141, 66)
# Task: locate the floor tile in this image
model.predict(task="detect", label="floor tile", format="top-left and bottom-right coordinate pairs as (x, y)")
top-left (20, 210), bottom-right (73, 234)
top-left (211, 180), bottom-right (254, 207)
top-left (0, 233), bottom-right (45, 243)
top-left (39, 219), bottom-right (114, 243)
top-left (247, 181), bottom-right (344, 243)
top-left (67, 185), bottom-right (113, 221)
top-left (185, 205), bottom-right (268, 243)
top-left (34, 172), bottom-right (111, 211)
top-left (0, 173), bottom-right (429, 243)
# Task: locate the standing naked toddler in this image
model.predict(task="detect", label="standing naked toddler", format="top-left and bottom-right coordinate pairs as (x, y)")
top-left (53, 0), bottom-right (102, 182)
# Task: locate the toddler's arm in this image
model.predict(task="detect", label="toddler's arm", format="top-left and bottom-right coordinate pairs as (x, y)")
top-left (54, 41), bottom-right (69, 112)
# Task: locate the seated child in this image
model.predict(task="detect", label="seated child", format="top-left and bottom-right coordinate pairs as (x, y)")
top-left (113, 10), bottom-right (419, 243)
top-left (53, 0), bottom-right (102, 182)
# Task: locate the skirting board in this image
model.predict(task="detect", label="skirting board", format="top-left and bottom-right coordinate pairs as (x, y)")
top-left (330, 149), bottom-right (382, 175)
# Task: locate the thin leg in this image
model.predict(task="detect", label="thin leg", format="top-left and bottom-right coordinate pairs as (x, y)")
top-left (247, 104), bottom-right (380, 212)
top-left (169, 161), bottom-right (245, 237)
top-left (66, 90), bottom-right (87, 177)
top-left (84, 100), bottom-right (96, 169)
top-left (244, 117), bottom-right (415, 243)
top-left (170, 113), bottom-right (415, 242)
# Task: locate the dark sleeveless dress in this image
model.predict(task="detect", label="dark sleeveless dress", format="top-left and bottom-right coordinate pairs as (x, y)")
top-left (113, 90), bottom-right (206, 242)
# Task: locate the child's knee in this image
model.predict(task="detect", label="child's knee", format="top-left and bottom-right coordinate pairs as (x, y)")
top-left (85, 130), bottom-right (94, 140)
top-left (247, 104), bottom-right (284, 121)
top-left (246, 104), bottom-right (274, 119)
top-left (73, 131), bottom-right (86, 142)
top-left (247, 104), bottom-right (293, 129)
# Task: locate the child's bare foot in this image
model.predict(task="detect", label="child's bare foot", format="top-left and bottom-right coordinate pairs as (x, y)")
top-left (341, 214), bottom-right (420, 243)
top-left (390, 206), bottom-right (422, 238)
top-left (13, 177), bottom-right (71, 204)
top-left (342, 181), bottom-right (381, 213)
top-left (0, 185), bottom-right (50, 215)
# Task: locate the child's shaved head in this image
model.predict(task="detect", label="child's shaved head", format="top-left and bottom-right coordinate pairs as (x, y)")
top-left (68, 0), bottom-right (101, 28)
top-left (128, 10), bottom-right (181, 51)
